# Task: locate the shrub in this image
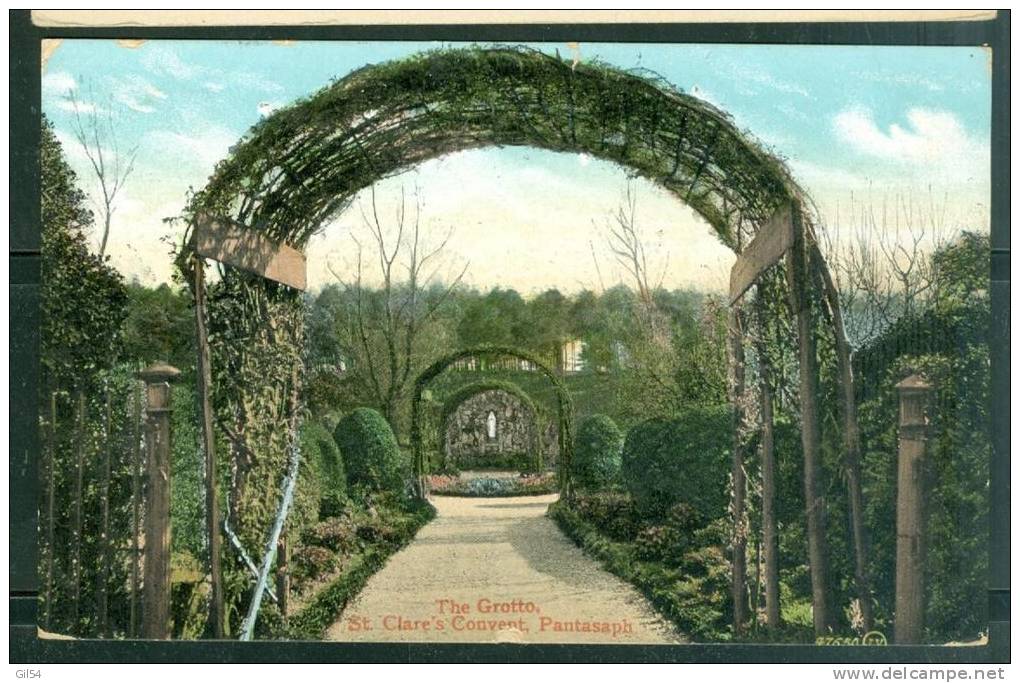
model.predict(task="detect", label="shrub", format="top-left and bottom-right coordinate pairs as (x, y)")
top-left (572, 490), bottom-right (640, 541)
top-left (573, 414), bottom-right (624, 489)
top-left (334, 408), bottom-right (403, 493)
top-left (666, 501), bottom-right (704, 535)
top-left (301, 421), bottom-right (347, 517)
top-left (304, 516), bottom-right (358, 553)
top-left (621, 406), bottom-right (733, 519)
top-left (635, 524), bottom-right (684, 562)
top-left (291, 545), bottom-right (338, 584)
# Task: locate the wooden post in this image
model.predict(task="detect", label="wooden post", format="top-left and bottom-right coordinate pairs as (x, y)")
top-left (894, 374), bottom-right (933, 644)
top-left (727, 306), bottom-right (748, 636)
top-left (139, 362), bottom-right (180, 640)
top-left (276, 534), bottom-right (289, 620)
top-left (97, 387), bottom-right (112, 637)
top-left (192, 255), bottom-right (224, 638)
top-left (811, 243), bottom-right (874, 632)
top-left (130, 379), bottom-right (142, 638)
top-left (785, 203), bottom-right (831, 636)
top-left (44, 391), bottom-right (57, 631)
top-left (753, 294), bottom-right (781, 630)
top-left (72, 391), bottom-right (85, 628)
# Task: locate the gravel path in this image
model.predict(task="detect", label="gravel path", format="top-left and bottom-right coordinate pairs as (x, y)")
top-left (325, 494), bottom-right (682, 644)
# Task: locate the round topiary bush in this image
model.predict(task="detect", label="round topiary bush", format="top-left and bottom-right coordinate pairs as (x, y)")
top-left (573, 414), bottom-right (624, 489)
top-left (333, 408), bottom-right (404, 493)
top-left (621, 405), bottom-right (733, 519)
top-left (300, 421), bottom-right (347, 518)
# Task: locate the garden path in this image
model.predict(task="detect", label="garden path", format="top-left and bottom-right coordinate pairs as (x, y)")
top-left (325, 494), bottom-right (682, 644)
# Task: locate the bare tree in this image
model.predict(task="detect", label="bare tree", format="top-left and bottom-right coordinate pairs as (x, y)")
top-left (600, 179), bottom-right (670, 326)
top-left (67, 82), bottom-right (138, 258)
top-left (819, 190), bottom-right (953, 348)
top-left (328, 185), bottom-right (468, 430)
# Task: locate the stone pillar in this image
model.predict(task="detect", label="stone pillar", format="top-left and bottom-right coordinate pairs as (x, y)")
top-left (139, 362), bottom-right (180, 640)
top-left (894, 374), bottom-right (933, 644)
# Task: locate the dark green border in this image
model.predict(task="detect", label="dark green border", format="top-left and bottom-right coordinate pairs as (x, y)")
top-left (9, 9), bottom-right (1009, 664)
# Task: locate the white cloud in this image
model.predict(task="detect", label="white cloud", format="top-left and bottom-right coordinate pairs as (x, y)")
top-left (203, 81), bottom-right (225, 92)
top-left (140, 44), bottom-right (197, 80)
top-left (110, 75), bottom-right (167, 114)
top-left (42, 70), bottom-right (76, 96)
top-left (146, 126), bottom-right (238, 174)
top-left (833, 107), bottom-right (989, 185)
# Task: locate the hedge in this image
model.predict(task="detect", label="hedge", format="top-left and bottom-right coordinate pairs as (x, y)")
top-left (572, 414), bottom-right (624, 489)
top-left (286, 500), bottom-right (435, 639)
top-left (621, 405), bottom-right (733, 519)
top-left (300, 420), bottom-right (347, 518)
top-left (334, 408), bottom-right (404, 493)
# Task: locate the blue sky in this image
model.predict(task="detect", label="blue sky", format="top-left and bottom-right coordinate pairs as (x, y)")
top-left (42, 39), bottom-right (992, 291)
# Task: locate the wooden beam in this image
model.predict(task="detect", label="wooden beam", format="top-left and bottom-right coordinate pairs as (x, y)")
top-left (192, 213), bottom-right (307, 291)
top-left (728, 205), bottom-right (795, 305)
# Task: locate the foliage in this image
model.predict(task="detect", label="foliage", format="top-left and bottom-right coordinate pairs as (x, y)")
top-left (300, 421), bottom-right (347, 518)
top-left (411, 345), bottom-right (575, 494)
top-left (291, 545), bottom-right (339, 585)
top-left (549, 501), bottom-right (731, 641)
top-left (286, 500), bottom-right (436, 639)
top-left (838, 231), bottom-right (991, 643)
top-left (572, 414), bottom-right (624, 490)
top-left (304, 515), bottom-right (359, 554)
top-left (570, 491), bottom-right (641, 542)
top-left (39, 120), bottom-right (136, 638)
top-left (334, 408), bottom-right (404, 493)
top-left (427, 473), bottom-right (558, 497)
top-left (120, 282), bottom-right (195, 372)
top-left (621, 406), bottom-right (733, 519)
top-left (169, 382), bottom-right (205, 559)
top-left (40, 116), bottom-right (127, 394)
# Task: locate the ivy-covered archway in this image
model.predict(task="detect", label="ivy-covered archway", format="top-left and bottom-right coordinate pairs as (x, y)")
top-left (411, 346), bottom-right (574, 497)
top-left (179, 46), bottom-right (862, 636)
top-left (438, 379), bottom-right (544, 473)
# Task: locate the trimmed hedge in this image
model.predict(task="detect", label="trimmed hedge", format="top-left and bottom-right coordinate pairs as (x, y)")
top-left (301, 421), bottom-right (347, 517)
top-left (621, 405), bottom-right (733, 519)
top-left (334, 408), bottom-right (403, 493)
top-left (573, 414), bottom-right (624, 489)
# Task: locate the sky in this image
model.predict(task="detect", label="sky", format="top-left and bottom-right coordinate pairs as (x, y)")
top-left (41, 39), bottom-right (992, 294)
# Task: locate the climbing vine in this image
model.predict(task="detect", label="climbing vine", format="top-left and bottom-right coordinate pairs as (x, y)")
top-left (173, 46), bottom-right (848, 632)
top-left (410, 346), bottom-right (574, 497)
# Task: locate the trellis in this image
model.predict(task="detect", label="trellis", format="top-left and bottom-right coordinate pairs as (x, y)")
top-left (177, 46), bottom-right (866, 638)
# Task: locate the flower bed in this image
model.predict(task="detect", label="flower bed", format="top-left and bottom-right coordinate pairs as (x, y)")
top-left (427, 472), bottom-right (558, 497)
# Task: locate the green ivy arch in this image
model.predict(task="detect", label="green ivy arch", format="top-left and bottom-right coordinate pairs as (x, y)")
top-left (411, 346), bottom-right (574, 498)
top-left (437, 379), bottom-right (544, 472)
top-left (177, 45), bottom-right (852, 583)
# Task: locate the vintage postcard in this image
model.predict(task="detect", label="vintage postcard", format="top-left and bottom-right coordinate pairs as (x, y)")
top-left (25, 13), bottom-right (1000, 655)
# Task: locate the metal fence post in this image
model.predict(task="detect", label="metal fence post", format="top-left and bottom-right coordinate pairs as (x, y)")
top-left (139, 362), bottom-right (180, 640)
top-left (894, 373), bottom-right (933, 644)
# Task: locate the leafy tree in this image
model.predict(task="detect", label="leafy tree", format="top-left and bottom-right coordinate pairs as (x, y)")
top-left (525, 288), bottom-right (571, 365)
top-left (120, 282), bottom-right (194, 372)
top-left (457, 287), bottom-right (528, 349)
top-left (40, 116), bottom-right (127, 393)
